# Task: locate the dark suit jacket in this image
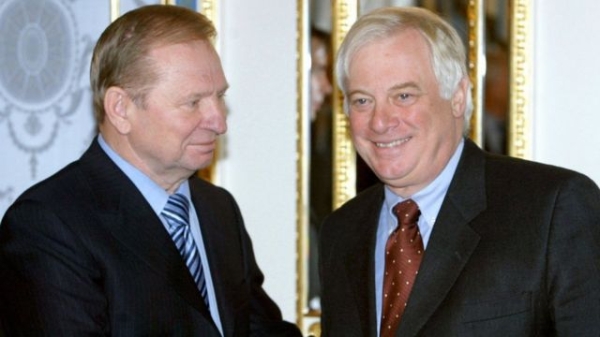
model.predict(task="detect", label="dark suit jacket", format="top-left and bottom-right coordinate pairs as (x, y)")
top-left (319, 139), bottom-right (600, 337)
top-left (0, 139), bottom-right (301, 337)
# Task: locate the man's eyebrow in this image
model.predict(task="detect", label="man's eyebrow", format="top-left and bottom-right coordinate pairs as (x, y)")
top-left (185, 84), bottom-right (230, 99)
top-left (347, 88), bottom-right (370, 97)
top-left (387, 82), bottom-right (421, 93)
top-left (218, 84), bottom-right (230, 94)
top-left (347, 82), bottom-right (422, 97)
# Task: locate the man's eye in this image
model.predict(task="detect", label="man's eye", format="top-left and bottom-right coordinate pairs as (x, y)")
top-left (353, 98), bottom-right (368, 105)
top-left (393, 92), bottom-right (418, 106)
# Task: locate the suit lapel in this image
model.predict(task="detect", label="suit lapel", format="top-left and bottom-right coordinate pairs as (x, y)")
top-left (190, 180), bottom-right (235, 336)
top-left (79, 141), bottom-right (211, 318)
top-left (189, 180), bottom-right (240, 337)
top-left (397, 139), bottom-right (486, 336)
top-left (343, 186), bottom-right (385, 337)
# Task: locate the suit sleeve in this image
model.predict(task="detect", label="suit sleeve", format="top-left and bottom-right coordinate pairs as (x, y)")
top-left (0, 200), bottom-right (108, 336)
top-left (227, 194), bottom-right (302, 337)
top-left (547, 174), bottom-right (600, 335)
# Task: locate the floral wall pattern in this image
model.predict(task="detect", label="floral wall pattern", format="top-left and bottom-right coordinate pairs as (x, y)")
top-left (0, 0), bottom-right (109, 217)
top-left (0, 0), bottom-right (206, 218)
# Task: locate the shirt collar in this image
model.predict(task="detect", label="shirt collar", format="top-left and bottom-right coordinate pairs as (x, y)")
top-left (97, 135), bottom-right (190, 216)
top-left (383, 138), bottom-right (464, 231)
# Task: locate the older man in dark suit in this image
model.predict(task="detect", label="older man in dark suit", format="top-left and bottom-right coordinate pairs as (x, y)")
top-left (319, 6), bottom-right (600, 337)
top-left (0, 5), bottom-right (301, 336)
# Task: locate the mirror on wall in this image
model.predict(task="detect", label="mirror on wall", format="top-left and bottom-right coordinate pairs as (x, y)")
top-left (296, 0), bottom-right (532, 335)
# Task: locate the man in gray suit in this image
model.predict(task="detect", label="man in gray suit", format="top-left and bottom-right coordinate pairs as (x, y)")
top-left (0, 5), bottom-right (301, 336)
top-left (319, 6), bottom-right (600, 337)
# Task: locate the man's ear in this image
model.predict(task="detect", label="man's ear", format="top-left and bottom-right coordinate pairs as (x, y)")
top-left (451, 77), bottom-right (469, 118)
top-left (104, 87), bottom-right (132, 134)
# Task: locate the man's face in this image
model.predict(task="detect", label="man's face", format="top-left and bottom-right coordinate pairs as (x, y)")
top-left (346, 29), bottom-right (465, 197)
top-left (126, 40), bottom-right (228, 186)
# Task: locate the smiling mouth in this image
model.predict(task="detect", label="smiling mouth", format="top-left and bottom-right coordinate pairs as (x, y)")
top-left (375, 137), bottom-right (411, 148)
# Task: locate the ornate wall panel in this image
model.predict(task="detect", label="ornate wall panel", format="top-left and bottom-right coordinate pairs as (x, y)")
top-left (0, 0), bottom-right (104, 216)
top-left (0, 0), bottom-right (218, 217)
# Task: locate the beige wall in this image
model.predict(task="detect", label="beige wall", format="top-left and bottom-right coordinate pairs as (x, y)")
top-left (532, 1), bottom-right (600, 184)
top-left (217, 0), bottom-right (299, 321)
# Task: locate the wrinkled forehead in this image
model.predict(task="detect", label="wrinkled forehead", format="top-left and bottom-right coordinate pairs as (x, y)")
top-left (348, 28), bottom-right (433, 71)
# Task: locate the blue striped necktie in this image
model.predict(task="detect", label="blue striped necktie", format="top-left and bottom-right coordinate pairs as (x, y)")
top-left (162, 193), bottom-right (210, 310)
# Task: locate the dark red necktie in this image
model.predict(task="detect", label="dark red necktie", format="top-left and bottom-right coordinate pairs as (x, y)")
top-left (380, 199), bottom-right (423, 337)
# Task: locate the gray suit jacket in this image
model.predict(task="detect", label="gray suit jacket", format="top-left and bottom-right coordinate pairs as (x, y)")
top-left (319, 139), bottom-right (600, 336)
top-left (0, 139), bottom-right (301, 337)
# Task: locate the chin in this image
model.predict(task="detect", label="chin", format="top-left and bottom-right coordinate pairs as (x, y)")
top-left (374, 165), bottom-right (408, 181)
top-left (194, 161), bottom-right (213, 171)
top-left (181, 159), bottom-right (212, 174)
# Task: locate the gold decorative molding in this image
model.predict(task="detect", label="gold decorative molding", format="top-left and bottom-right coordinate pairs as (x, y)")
top-left (295, 0), bottom-right (310, 332)
top-left (467, 0), bottom-right (484, 146)
top-left (201, 0), bottom-right (217, 25)
top-left (110, 0), bottom-right (120, 22)
top-left (331, 0), bottom-right (358, 209)
top-left (508, 0), bottom-right (532, 159)
top-left (110, 1), bottom-right (218, 36)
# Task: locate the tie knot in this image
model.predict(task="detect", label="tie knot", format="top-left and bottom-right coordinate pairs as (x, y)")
top-left (162, 193), bottom-right (190, 228)
top-left (392, 199), bottom-right (420, 226)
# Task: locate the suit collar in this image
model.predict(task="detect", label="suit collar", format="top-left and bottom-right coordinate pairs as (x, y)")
top-left (341, 184), bottom-right (385, 337)
top-left (397, 138), bottom-right (486, 336)
top-left (191, 177), bottom-right (273, 337)
top-left (79, 139), bottom-right (214, 320)
top-left (189, 179), bottom-right (241, 336)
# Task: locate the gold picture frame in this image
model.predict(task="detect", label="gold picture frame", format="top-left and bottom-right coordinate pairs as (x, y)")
top-left (296, 0), bottom-right (532, 335)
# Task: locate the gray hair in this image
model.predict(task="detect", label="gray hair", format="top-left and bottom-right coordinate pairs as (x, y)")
top-left (335, 6), bottom-right (473, 133)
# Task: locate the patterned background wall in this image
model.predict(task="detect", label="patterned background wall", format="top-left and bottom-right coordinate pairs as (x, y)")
top-left (0, 0), bottom-right (165, 218)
